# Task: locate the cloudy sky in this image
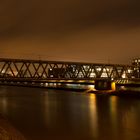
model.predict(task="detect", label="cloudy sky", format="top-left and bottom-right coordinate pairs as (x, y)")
top-left (0, 0), bottom-right (140, 64)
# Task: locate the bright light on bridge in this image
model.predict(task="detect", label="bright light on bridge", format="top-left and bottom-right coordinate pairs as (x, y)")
top-left (128, 69), bottom-right (131, 73)
top-left (88, 85), bottom-right (95, 90)
top-left (97, 67), bottom-right (101, 71)
top-left (122, 73), bottom-right (126, 78)
top-left (90, 73), bottom-right (96, 78)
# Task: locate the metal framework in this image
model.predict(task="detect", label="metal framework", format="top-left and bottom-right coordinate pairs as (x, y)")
top-left (0, 58), bottom-right (137, 82)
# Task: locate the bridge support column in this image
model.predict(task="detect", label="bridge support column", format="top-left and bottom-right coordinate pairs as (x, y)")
top-left (95, 80), bottom-right (116, 90)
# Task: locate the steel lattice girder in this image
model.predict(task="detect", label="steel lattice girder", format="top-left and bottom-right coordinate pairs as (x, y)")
top-left (0, 58), bottom-right (137, 80)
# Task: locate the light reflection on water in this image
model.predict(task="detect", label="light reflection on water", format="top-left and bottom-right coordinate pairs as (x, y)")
top-left (0, 86), bottom-right (140, 140)
top-left (88, 94), bottom-right (98, 138)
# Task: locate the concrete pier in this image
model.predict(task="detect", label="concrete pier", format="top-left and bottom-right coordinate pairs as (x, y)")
top-left (95, 80), bottom-right (112, 90)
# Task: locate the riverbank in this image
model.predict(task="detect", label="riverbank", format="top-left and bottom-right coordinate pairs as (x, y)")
top-left (48, 86), bottom-right (140, 98)
top-left (0, 114), bottom-right (26, 140)
top-left (88, 89), bottom-right (140, 98)
top-left (1, 84), bottom-right (140, 98)
top-left (0, 84), bottom-right (88, 92)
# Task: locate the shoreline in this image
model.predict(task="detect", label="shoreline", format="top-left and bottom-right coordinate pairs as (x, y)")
top-left (0, 114), bottom-right (26, 140)
top-left (1, 84), bottom-right (140, 98)
top-left (87, 89), bottom-right (140, 98)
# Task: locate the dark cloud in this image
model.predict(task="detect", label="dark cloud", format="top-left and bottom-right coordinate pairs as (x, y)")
top-left (0, 0), bottom-right (140, 64)
top-left (0, 0), bottom-right (140, 36)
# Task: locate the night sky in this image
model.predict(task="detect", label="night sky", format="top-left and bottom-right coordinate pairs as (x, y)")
top-left (0, 0), bottom-right (140, 64)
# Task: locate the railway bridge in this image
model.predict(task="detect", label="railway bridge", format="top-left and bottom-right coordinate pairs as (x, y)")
top-left (0, 58), bottom-right (139, 90)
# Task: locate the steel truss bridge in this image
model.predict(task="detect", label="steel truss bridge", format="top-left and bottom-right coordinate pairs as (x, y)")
top-left (0, 58), bottom-right (139, 89)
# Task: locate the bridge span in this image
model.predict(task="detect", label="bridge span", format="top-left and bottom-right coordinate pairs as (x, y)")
top-left (0, 58), bottom-right (139, 90)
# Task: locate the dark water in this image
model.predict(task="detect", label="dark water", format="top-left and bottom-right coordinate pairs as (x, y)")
top-left (0, 86), bottom-right (140, 140)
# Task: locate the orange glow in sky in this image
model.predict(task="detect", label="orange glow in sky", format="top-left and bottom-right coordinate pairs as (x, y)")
top-left (0, 0), bottom-right (140, 64)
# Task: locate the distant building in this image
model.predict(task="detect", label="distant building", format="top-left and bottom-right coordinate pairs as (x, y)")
top-left (132, 58), bottom-right (140, 66)
top-left (132, 58), bottom-right (140, 78)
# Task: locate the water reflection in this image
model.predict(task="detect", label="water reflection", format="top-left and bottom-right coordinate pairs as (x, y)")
top-left (114, 97), bottom-right (140, 140)
top-left (0, 86), bottom-right (140, 140)
top-left (88, 94), bottom-right (98, 139)
top-left (42, 90), bottom-right (93, 138)
top-left (0, 98), bottom-right (8, 114)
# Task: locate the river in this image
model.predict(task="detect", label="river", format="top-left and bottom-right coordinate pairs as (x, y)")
top-left (0, 86), bottom-right (140, 140)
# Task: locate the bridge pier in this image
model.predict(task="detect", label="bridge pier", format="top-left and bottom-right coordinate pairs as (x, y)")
top-left (95, 80), bottom-right (116, 90)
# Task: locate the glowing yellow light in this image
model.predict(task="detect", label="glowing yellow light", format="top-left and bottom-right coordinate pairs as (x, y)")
top-left (60, 80), bottom-right (65, 82)
top-left (45, 83), bottom-right (48, 86)
top-left (111, 82), bottom-right (116, 91)
top-left (90, 73), bottom-right (95, 77)
top-left (89, 93), bottom-right (96, 100)
top-left (122, 73), bottom-right (126, 78)
top-left (88, 85), bottom-right (95, 90)
top-left (90, 80), bottom-right (95, 83)
top-left (97, 67), bottom-right (101, 71)
top-left (128, 69), bottom-right (131, 73)
top-left (67, 80), bottom-right (73, 82)
top-left (78, 80), bottom-right (84, 83)
top-left (106, 68), bottom-right (110, 71)
top-left (88, 94), bottom-right (98, 137)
